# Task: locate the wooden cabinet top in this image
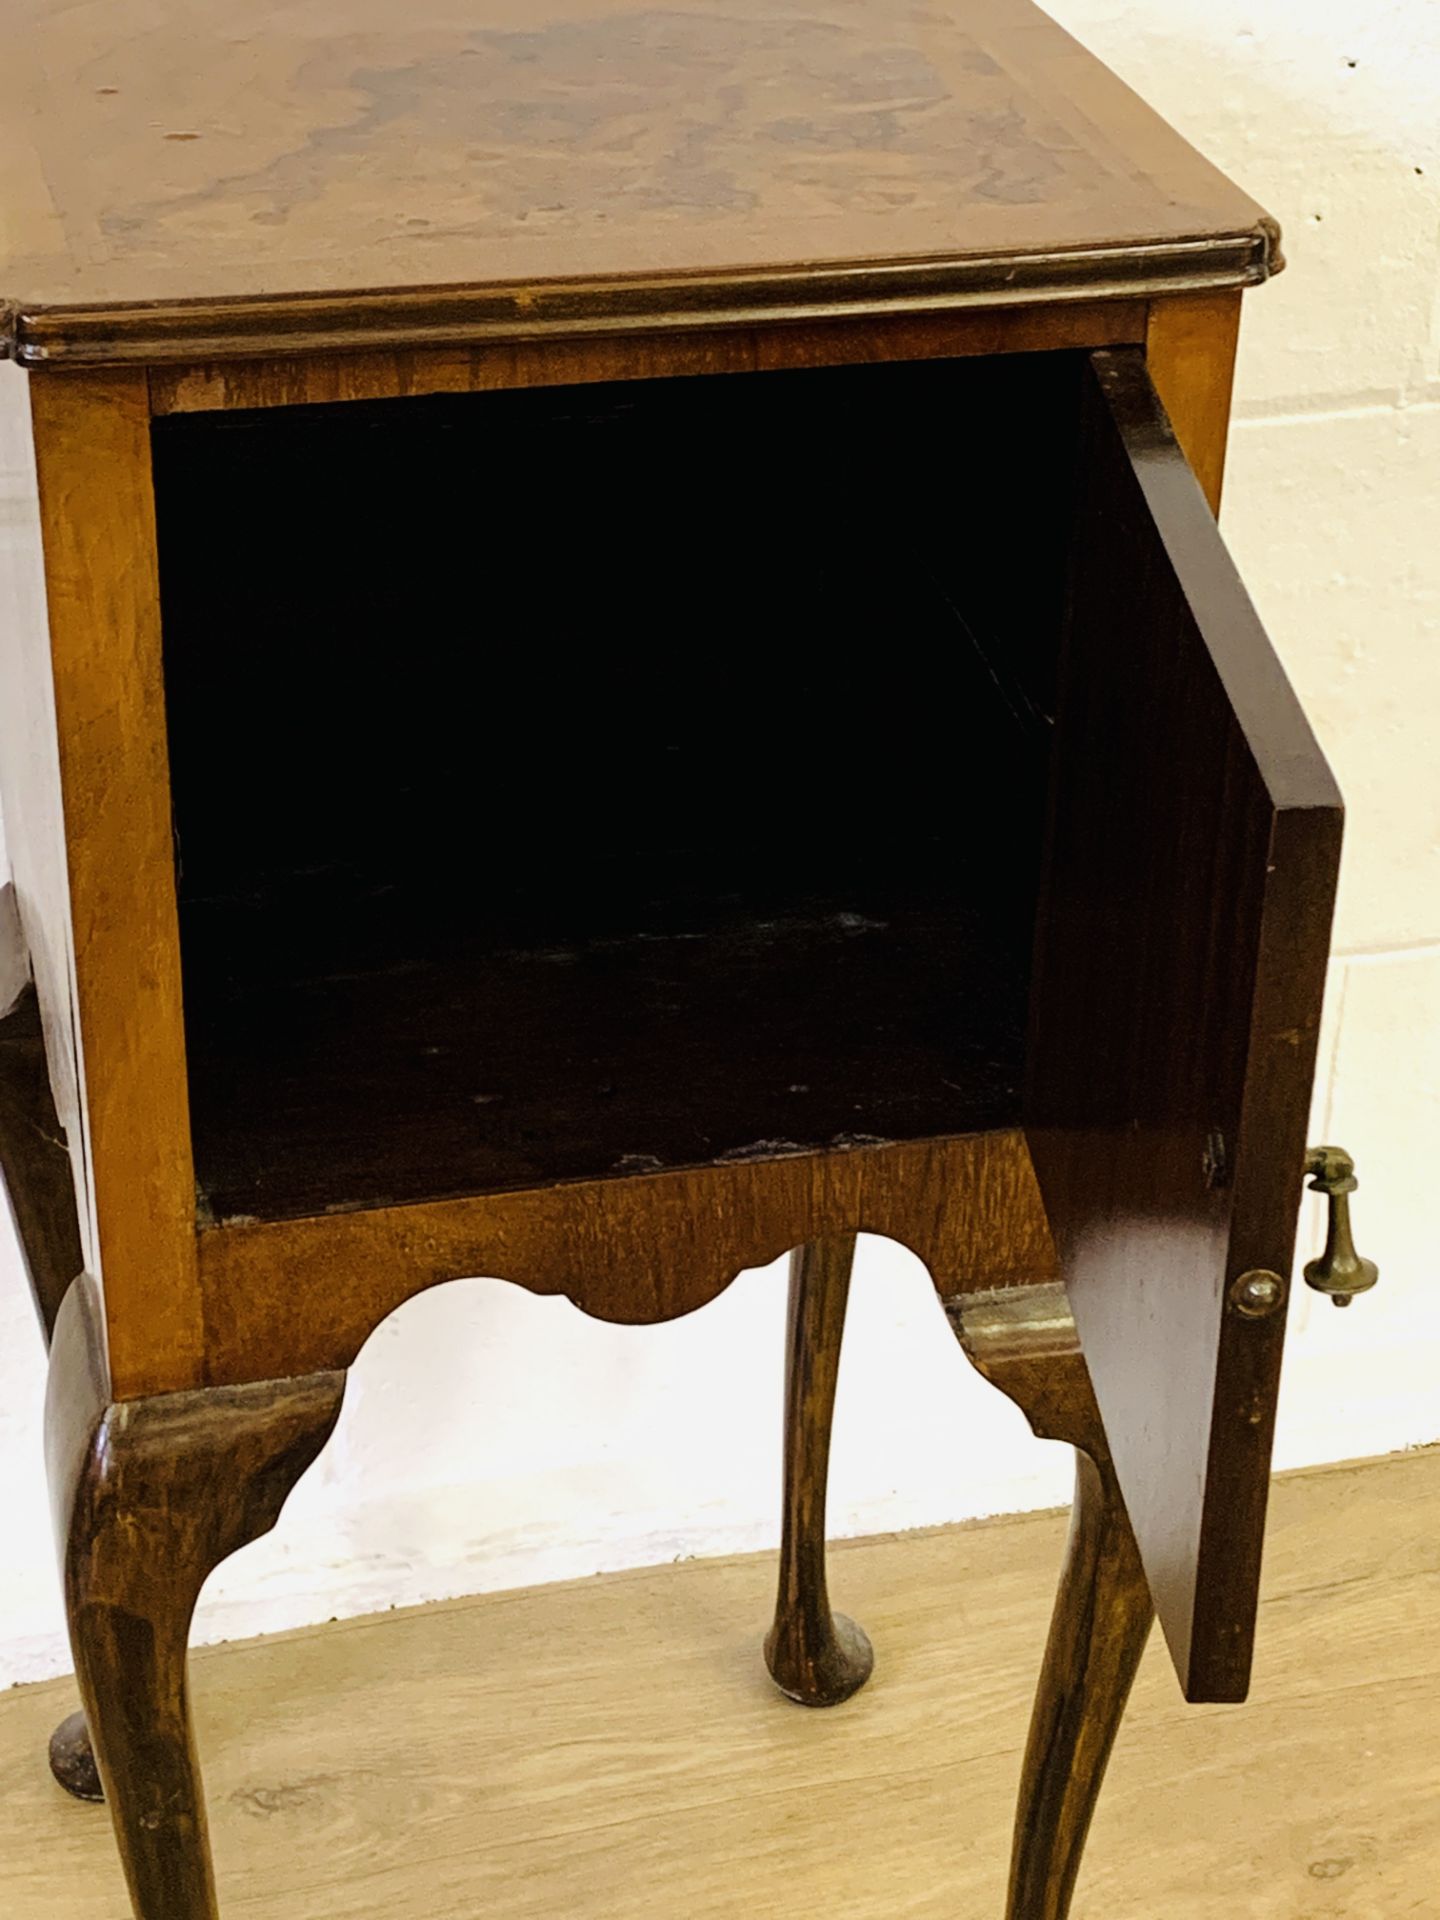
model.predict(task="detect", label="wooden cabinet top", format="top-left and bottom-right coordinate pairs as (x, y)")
top-left (1, 0), bottom-right (1278, 368)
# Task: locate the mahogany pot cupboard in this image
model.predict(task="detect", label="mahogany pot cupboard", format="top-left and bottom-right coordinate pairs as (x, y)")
top-left (0, 2), bottom-right (1374, 1915)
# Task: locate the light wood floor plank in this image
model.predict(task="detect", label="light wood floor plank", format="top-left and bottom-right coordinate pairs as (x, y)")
top-left (2, 1447), bottom-right (1437, 1917)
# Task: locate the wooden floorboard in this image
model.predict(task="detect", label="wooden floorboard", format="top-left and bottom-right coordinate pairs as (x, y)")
top-left (3, 1446), bottom-right (1438, 1918)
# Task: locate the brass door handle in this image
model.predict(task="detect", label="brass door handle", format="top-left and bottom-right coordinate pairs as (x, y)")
top-left (1302, 1146), bottom-right (1378, 1307)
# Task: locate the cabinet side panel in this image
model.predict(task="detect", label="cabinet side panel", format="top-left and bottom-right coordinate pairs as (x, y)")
top-left (29, 370), bottom-right (203, 1397)
top-left (0, 364), bottom-right (95, 1273)
top-left (1145, 291), bottom-right (1241, 515)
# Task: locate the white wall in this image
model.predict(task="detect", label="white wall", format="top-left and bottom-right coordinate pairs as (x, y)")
top-left (2, 0), bottom-right (1438, 1689)
top-left (1063, 0), bottom-right (1440, 1469)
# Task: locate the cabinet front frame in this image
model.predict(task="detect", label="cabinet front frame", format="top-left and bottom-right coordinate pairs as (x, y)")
top-left (21, 289), bottom-right (1236, 1399)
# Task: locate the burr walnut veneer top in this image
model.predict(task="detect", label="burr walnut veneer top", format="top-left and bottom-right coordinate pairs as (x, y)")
top-left (1, 0), bottom-right (1278, 366)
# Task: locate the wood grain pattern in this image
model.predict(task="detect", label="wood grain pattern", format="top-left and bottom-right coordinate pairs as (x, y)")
top-left (3, 1449), bottom-right (1429, 1920)
top-left (1, 0), bottom-right (1277, 366)
top-left (765, 1236), bottom-right (874, 1707)
top-left (1025, 350), bottom-right (1342, 1702)
top-left (46, 1276), bottom-right (345, 1920)
top-left (1144, 290), bottom-right (1242, 512)
top-left (146, 299), bottom-right (1147, 416)
top-left (196, 1129), bottom-right (1058, 1388)
top-left (948, 1284), bottom-right (1153, 1920)
top-left (28, 373), bottom-right (203, 1400)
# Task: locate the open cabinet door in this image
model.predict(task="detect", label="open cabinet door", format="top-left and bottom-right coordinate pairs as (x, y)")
top-left (1026, 349), bottom-right (1342, 1703)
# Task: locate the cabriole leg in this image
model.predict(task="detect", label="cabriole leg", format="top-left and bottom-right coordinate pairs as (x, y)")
top-left (947, 1283), bottom-right (1153, 1920)
top-left (0, 969), bottom-right (102, 1798)
top-left (47, 1276), bottom-right (344, 1918)
top-left (764, 1233), bottom-right (874, 1706)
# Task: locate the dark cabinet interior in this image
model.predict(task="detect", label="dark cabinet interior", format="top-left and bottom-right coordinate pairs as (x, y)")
top-left (151, 353), bottom-right (1085, 1226)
